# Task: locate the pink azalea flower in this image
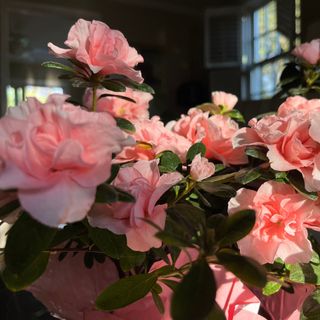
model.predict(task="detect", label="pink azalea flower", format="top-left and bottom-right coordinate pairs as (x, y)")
top-left (228, 180), bottom-right (320, 264)
top-left (0, 94), bottom-right (132, 227)
top-left (233, 97), bottom-right (320, 191)
top-left (48, 19), bottom-right (144, 82)
top-left (292, 39), bottom-right (320, 65)
top-left (173, 108), bottom-right (247, 165)
top-left (83, 87), bottom-right (152, 121)
top-left (190, 154), bottom-right (215, 181)
top-left (115, 116), bottom-right (192, 163)
top-left (212, 91), bottom-right (238, 111)
top-left (89, 160), bottom-right (182, 251)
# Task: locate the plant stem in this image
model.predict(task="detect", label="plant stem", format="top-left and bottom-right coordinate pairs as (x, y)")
top-left (92, 86), bottom-right (98, 112)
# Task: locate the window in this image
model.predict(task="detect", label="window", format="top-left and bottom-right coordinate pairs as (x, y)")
top-left (241, 0), bottom-right (301, 100)
top-left (6, 85), bottom-right (63, 108)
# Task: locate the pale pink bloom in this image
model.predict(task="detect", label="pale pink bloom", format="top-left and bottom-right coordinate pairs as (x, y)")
top-left (212, 91), bottom-right (238, 111)
top-left (228, 180), bottom-right (320, 264)
top-left (190, 154), bottom-right (215, 181)
top-left (48, 19), bottom-right (143, 82)
top-left (233, 101), bottom-right (320, 191)
top-left (0, 94), bottom-right (132, 227)
top-left (292, 39), bottom-right (320, 65)
top-left (173, 108), bottom-right (247, 165)
top-left (115, 116), bottom-right (192, 163)
top-left (254, 284), bottom-right (315, 320)
top-left (277, 96), bottom-right (318, 117)
top-left (83, 87), bottom-right (152, 121)
top-left (89, 160), bottom-right (182, 251)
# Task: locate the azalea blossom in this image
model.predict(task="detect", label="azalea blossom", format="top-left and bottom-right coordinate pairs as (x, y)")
top-left (292, 39), bottom-right (320, 65)
top-left (0, 94), bottom-right (132, 227)
top-left (228, 180), bottom-right (320, 264)
top-left (212, 91), bottom-right (238, 111)
top-left (115, 116), bottom-right (192, 163)
top-left (48, 19), bottom-right (144, 82)
top-left (190, 154), bottom-right (215, 181)
top-left (173, 108), bottom-right (247, 165)
top-left (89, 160), bottom-right (182, 251)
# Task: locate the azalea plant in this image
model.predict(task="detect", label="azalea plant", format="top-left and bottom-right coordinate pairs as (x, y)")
top-left (1, 19), bottom-right (320, 320)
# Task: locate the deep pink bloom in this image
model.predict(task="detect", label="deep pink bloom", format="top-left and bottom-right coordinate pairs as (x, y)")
top-left (83, 87), bottom-right (152, 121)
top-left (0, 94), bottom-right (132, 227)
top-left (190, 154), bottom-right (215, 181)
top-left (115, 116), bottom-right (191, 163)
top-left (89, 160), bottom-right (182, 251)
top-left (212, 91), bottom-right (238, 111)
top-left (48, 19), bottom-right (144, 82)
top-left (228, 180), bottom-right (320, 264)
top-left (173, 108), bottom-right (247, 165)
top-left (292, 39), bottom-right (320, 65)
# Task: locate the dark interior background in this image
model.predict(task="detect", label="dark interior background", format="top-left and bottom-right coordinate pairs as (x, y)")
top-left (1, 0), bottom-right (320, 319)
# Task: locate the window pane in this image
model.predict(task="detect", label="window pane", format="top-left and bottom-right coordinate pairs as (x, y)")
top-left (24, 85), bottom-right (63, 103)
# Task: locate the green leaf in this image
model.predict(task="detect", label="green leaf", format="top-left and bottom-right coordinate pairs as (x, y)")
top-left (198, 183), bottom-right (236, 198)
top-left (245, 147), bottom-right (268, 161)
top-left (161, 279), bottom-right (180, 291)
top-left (217, 210), bottom-right (256, 246)
top-left (262, 281), bottom-right (282, 296)
top-left (235, 168), bottom-right (262, 185)
top-left (217, 250), bottom-right (267, 288)
top-left (95, 184), bottom-right (135, 204)
top-left (157, 151), bottom-right (182, 173)
top-left (156, 231), bottom-right (193, 248)
top-left (88, 227), bottom-right (128, 260)
top-left (214, 164), bottom-right (226, 173)
top-left (301, 289), bottom-right (320, 320)
top-left (119, 251), bottom-right (146, 271)
top-left (96, 273), bottom-right (158, 310)
top-left (224, 109), bottom-right (245, 123)
top-left (2, 252), bottom-right (49, 291)
top-left (287, 170), bottom-right (318, 201)
top-left (99, 93), bottom-right (136, 103)
top-left (186, 143), bottom-right (206, 163)
top-left (207, 214), bottom-right (226, 229)
top-left (41, 61), bottom-right (75, 73)
top-left (51, 222), bottom-right (87, 247)
top-left (287, 257), bottom-right (320, 285)
top-left (5, 213), bottom-right (57, 274)
top-left (106, 164), bottom-right (120, 184)
top-left (101, 80), bottom-right (126, 92)
top-left (152, 288), bottom-right (165, 314)
top-left (0, 199), bottom-right (20, 220)
top-left (171, 259), bottom-right (216, 320)
top-left (205, 303), bottom-right (226, 320)
top-left (115, 117), bottom-right (136, 133)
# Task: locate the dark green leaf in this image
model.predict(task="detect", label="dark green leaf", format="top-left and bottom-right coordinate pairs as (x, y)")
top-left (287, 170), bottom-right (318, 201)
top-left (88, 227), bottom-right (127, 260)
top-left (115, 117), bottom-right (136, 133)
top-left (186, 143), bottom-right (206, 163)
top-left (217, 210), bottom-right (256, 246)
top-left (41, 61), bottom-right (74, 73)
top-left (99, 93), bottom-right (136, 103)
top-left (50, 223), bottom-right (87, 247)
top-left (207, 214), bottom-right (226, 229)
top-left (119, 251), bottom-right (146, 271)
top-left (235, 168), bottom-right (262, 185)
top-left (161, 279), bottom-right (180, 291)
top-left (156, 231), bottom-right (193, 248)
top-left (245, 147), bottom-right (268, 161)
top-left (167, 204), bottom-right (206, 228)
top-left (152, 288), bottom-right (165, 314)
top-left (95, 184), bottom-right (135, 204)
top-left (217, 250), bottom-right (267, 288)
top-left (96, 273), bottom-right (158, 310)
top-left (102, 80), bottom-right (126, 92)
top-left (205, 303), bottom-right (226, 320)
top-left (214, 164), bottom-right (226, 173)
top-left (198, 183), bottom-right (236, 198)
top-left (157, 151), bottom-right (181, 173)
top-left (2, 252), bottom-right (49, 291)
top-left (0, 199), bottom-right (20, 220)
top-left (262, 281), bottom-right (282, 296)
top-left (113, 186), bottom-right (135, 203)
top-left (5, 213), bottom-right (57, 274)
top-left (106, 164), bottom-right (120, 184)
top-left (171, 259), bottom-right (216, 320)
top-left (301, 289), bottom-right (320, 320)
